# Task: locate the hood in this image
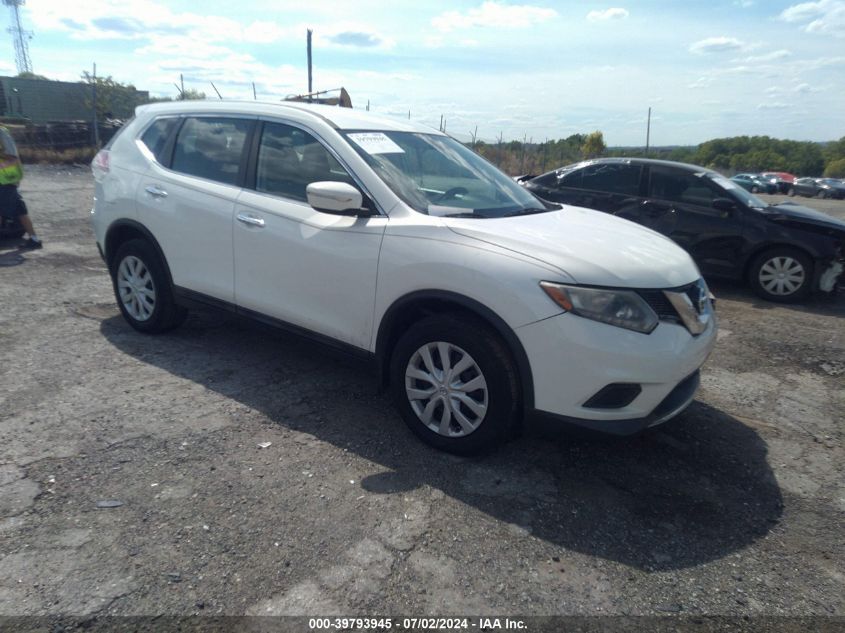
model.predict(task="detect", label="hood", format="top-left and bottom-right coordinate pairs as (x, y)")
top-left (445, 206), bottom-right (700, 288)
top-left (767, 203), bottom-right (845, 233)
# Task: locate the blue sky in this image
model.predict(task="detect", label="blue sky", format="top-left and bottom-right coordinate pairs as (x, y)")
top-left (4, 0), bottom-right (845, 145)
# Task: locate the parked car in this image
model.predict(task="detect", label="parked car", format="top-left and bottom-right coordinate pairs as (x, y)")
top-left (91, 102), bottom-right (718, 454)
top-left (731, 173), bottom-right (775, 194)
top-left (814, 178), bottom-right (845, 200)
top-left (522, 158), bottom-right (845, 302)
top-left (790, 177), bottom-right (829, 198)
top-left (761, 171), bottom-right (796, 194)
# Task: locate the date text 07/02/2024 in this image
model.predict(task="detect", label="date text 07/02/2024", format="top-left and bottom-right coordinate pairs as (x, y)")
top-left (308, 617), bottom-right (528, 630)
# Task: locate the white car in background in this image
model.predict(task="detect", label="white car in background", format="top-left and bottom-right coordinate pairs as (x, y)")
top-left (91, 101), bottom-right (716, 454)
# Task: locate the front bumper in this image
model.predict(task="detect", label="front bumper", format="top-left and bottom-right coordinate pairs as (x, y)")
top-left (516, 310), bottom-right (717, 433)
top-left (531, 370), bottom-right (700, 435)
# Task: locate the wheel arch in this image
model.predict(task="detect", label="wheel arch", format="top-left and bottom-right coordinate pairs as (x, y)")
top-left (104, 219), bottom-right (173, 285)
top-left (375, 290), bottom-right (535, 412)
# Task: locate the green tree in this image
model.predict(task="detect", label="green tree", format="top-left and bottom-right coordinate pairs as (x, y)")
top-left (581, 131), bottom-right (606, 159)
top-left (180, 88), bottom-right (207, 101)
top-left (81, 71), bottom-right (145, 119)
top-left (823, 158), bottom-right (845, 178)
top-left (16, 71), bottom-right (51, 80)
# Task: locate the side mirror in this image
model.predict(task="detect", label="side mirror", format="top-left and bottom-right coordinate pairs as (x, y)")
top-left (306, 181), bottom-right (370, 216)
top-left (712, 197), bottom-right (736, 213)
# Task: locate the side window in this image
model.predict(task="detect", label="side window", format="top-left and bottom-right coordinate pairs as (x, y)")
top-left (256, 121), bottom-right (354, 201)
top-left (580, 163), bottom-right (642, 195)
top-left (171, 117), bottom-right (252, 186)
top-left (650, 167), bottom-right (718, 207)
top-left (139, 117), bottom-right (178, 164)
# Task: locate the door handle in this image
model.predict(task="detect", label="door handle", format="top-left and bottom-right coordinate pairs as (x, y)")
top-left (145, 185), bottom-right (168, 198)
top-left (236, 213), bottom-right (265, 228)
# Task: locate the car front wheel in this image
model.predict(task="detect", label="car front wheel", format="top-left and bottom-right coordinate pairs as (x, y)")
top-left (111, 239), bottom-right (187, 333)
top-left (749, 248), bottom-right (813, 303)
top-left (390, 313), bottom-right (520, 454)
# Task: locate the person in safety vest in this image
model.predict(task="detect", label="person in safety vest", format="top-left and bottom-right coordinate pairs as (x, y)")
top-left (0, 126), bottom-right (41, 249)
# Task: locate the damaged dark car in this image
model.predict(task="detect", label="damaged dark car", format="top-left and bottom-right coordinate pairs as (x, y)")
top-left (521, 158), bottom-right (845, 302)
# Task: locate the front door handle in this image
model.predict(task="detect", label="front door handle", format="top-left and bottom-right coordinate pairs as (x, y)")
top-left (145, 185), bottom-right (168, 198)
top-left (237, 213), bottom-right (265, 228)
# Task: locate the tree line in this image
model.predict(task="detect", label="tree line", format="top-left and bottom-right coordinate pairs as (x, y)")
top-left (474, 130), bottom-right (845, 178)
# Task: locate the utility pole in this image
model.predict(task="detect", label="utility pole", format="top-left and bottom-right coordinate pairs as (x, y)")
top-left (4, 0), bottom-right (33, 74)
top-left (92, 63), bottom-right (99, 147)
top-left (645, 106), bottom-right (651, 156)
top-left (180, 74), bottom-right (185, 100)
top-left (307, 29), bottom-right (313, 98)
top-left (252, 82), bottom-right (257, 100)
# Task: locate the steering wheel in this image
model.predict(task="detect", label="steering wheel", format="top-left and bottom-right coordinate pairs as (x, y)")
top-left (433, 187), bottom-right (468, 203)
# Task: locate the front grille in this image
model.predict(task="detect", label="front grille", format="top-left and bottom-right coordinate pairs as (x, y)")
top-left (637, 281), bottom-right (701, 324)
top-left (637, 288), bottom-right (683, 323)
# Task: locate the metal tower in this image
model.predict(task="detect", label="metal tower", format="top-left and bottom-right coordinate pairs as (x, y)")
top-left (4, 0), bottom-right (32, 74)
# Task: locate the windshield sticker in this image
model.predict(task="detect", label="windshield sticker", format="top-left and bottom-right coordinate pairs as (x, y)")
top-left (348, 132), bottom-right (405, 155)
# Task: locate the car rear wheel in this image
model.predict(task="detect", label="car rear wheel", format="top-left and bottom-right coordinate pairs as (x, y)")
top-left (749, 248), bottom-right (813, 303)
top-left (390, 313), bottom-right (520, 454)
top-left (787, 187), bottom-right (795, 196)
top-left (112, 239), bottom-right (187, 333)
top-left (816, 189), bottom-right (827, 199)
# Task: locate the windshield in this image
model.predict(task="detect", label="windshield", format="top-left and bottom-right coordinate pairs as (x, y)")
top-left (342, 131), bottom-right (551, 218)
top-left (708, 173), bottom-right (769, 210)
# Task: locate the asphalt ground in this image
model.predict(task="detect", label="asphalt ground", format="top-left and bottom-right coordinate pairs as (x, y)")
top-left (0, 167), bottom-right (842, 627)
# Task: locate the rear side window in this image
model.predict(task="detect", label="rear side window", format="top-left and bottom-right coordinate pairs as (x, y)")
top-left (139, 117), bottom-right (178, 164)
top-left (171, 117), bottom-right (252, 186)
top-left (255, 121), bottom-right (354, 201)
top-left (580, 163), bottom-right (642, 195)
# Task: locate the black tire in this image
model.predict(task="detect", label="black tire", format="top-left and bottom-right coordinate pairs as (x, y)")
top-left (389, 313), bottom-right (520, 455)
top-left (111, 239), bottom-right (187, 333)
top-left (748, 247), bottom-right (813, 303)
top-left (751, 185), bottom-right (759, 193)
top-left (816, 189), bottom-right (826, 199)
top-left (787, 187), bottom-right (795, 197)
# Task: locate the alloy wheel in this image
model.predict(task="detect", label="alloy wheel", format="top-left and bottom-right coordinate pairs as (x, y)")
top-left (117, 255), bottom-right (156, 321)
top-left (404, 341), bottom-right (488, 437)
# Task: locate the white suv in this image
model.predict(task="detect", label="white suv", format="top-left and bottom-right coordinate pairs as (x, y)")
top-left (91, 101), bottom-right (717, 454)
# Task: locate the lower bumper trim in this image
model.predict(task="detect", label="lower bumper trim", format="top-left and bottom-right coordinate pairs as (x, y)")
top-left (530, 370), bottom-right (700, 436)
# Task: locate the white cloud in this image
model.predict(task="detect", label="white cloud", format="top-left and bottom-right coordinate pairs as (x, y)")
top-left (757, 102), bottom-right (789, 109)
top-left (586, 8), bottom-right (629, 22)
top-left (689, 36), bottom-right (745, 54)
top-left (779, 0), bottom-right (845, 37)
top-left (739, 49), bottom-right (792, 63)
top-left (431, 2), bottom-right (557, 32)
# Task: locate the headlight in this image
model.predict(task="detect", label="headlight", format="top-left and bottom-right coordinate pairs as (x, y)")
top-left (540, 281), bottom-right (659, 334)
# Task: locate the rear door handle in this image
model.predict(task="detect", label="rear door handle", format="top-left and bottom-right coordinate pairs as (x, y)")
top-left (236, 213), bottom-right (265, 228)
top-left (145, 185), bottom-right (168, 198)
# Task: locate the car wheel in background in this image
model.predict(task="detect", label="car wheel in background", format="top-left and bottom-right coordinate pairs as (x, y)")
top-left (787, 187), bottom-right (795, 196)
top-left (816, 189), bottom-right (827, 199)
top-left (749, 247), bottom-right (813, 303)
top-left (111, 239), bottom-right (187, 333)
top-left (751, 185), bottom-right (759, 193)
top-left (390, 313), bottom-right (520, 455)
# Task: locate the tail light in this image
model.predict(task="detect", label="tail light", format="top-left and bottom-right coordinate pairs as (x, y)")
top-left (92, 149), bottom-right (110, 179)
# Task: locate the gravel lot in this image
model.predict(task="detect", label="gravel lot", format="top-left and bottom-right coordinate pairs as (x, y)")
top-left (0, 167), bottom-right (843, 622)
